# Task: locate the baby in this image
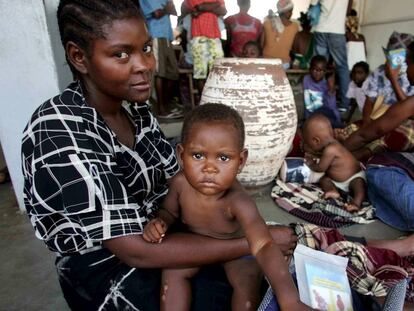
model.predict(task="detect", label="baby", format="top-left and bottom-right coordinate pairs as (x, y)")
top-left (143, 104), bottom-right (309, 311)
top-left (303, 113), bottom-right (366, 212)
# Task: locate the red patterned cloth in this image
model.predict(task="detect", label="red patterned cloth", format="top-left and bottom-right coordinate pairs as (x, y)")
top-left (186, 0), bottom-right (225, 38)
top-left (295, 224), bottom-right (414, 301)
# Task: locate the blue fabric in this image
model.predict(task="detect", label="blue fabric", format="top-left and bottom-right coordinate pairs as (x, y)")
top-left (308, 3), bottom-right (321, 27)
top-left (367, 166), bottom-right (414, 231)
top-left (139, 0), bottom-right (173, 40)
top-left (314, 32), bottom-right (350, 110)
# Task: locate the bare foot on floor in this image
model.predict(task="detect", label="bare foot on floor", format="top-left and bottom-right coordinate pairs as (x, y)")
top-left (344, 202), bottom-right (360, 213)
top-left (369, 234), bottom-right (414, 258)
top-left (323, 190), bottom-right (340, 200)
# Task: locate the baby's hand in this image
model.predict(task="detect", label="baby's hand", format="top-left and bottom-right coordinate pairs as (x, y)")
top-left (304, 153), bottom-right (316, 165)
top-left (143, 218), bottom-right (167, 243)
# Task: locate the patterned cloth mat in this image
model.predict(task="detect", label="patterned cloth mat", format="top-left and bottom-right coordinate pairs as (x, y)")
top-left (271, 179), bottom-right (375, 228)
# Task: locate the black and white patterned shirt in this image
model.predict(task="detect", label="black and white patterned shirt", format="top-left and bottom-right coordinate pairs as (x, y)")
top-left (22, 82), bottom-right (179, 254)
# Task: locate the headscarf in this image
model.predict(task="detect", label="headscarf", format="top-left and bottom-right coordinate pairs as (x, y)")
top-left (270, 0), bottom-right (294, 34)
top-left (346, 15), bottom-right (360, 39)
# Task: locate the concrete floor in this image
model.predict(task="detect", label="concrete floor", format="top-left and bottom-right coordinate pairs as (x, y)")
top-left (0, 119), bottom-right (404, 310)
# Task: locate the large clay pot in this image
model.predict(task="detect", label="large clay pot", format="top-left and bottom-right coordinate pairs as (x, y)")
top-left (200, 58), bottom-right (297, 187)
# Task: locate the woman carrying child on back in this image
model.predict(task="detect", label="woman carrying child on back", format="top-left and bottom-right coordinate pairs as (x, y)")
top-left (21, 1), bottom-right (298, 309)
top-left (144, 104), bottom-right (311, 311)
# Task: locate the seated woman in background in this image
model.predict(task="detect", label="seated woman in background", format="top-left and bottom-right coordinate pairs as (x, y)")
top-left (341, 41), bottom-right (414, 161)
top-left (261, 0), bottom-right (298, 69)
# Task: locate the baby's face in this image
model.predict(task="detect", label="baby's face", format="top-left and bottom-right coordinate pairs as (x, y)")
top-left (179, 122), bottom-right (247, 196)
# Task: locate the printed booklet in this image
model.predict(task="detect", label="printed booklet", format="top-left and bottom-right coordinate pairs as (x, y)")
top-left (294, 244), bottom-right (353, 311)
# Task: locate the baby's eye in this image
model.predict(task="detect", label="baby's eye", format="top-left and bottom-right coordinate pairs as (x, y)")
top-left (143, 44), bottom-right (153, 54)
top-left (218, 155), bottom-right (229, 162)
top-left (115, 52), bottom-right (129, 59)
top-left (192, 153), bottom-right (204, 160)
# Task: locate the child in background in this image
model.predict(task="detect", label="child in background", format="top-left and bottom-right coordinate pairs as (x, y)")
top-left (303, 114), bottom-right (366, 212)
top-left (303, 55), bottom-right (342, 128)
top-left (345, 61), bottom-right (370, 122)
top-left (143, 104), bottom-right (310, 311)
top-left (242, 40), bottom-right (262, 58)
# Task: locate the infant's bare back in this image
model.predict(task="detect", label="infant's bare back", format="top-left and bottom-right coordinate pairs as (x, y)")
top-left (326, 142), bottom-right (361, 182)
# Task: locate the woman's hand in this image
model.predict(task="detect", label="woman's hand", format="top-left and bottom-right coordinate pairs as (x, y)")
top-left (385, 60), bottom-right (400, 83)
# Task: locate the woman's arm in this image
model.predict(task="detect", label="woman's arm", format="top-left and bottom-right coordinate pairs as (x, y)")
top-left (343, 96), bottom-right (414, 151)
top-left (103, 232), bottom-right (249, 269)
top-left (361, 96), bottom-right (374, 126)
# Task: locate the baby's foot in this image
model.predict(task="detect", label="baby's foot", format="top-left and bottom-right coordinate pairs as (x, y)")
top-left (323, 190), bottom-right (340, 200)
top-left (343, 202), bottom-right (360, 213)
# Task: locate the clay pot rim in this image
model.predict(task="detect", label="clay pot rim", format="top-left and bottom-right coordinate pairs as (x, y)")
top-left (214, 57), bottom-right (283, 66)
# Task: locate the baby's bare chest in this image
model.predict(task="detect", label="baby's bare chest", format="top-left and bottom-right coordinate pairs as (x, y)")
top-left (179, 197), bottom-right (243, 239)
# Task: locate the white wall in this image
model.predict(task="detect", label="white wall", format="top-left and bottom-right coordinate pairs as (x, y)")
top-left (0, 1), bottom-right (60, 210)
top-left (44, 0), bottom-right (73, 91)
top-left (360, 0), bottom-right (414, 69)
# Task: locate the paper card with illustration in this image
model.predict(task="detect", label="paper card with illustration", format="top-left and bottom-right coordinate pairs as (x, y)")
top-left (382, 47), bottom-right (407, 72)
top-left (294, 244), bottom-right (353, 311)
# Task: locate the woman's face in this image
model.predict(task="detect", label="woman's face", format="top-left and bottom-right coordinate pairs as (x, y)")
top-left (407, 51), bottom-right (414, 85)
top-left (82, 17), bottom-right (155, 104)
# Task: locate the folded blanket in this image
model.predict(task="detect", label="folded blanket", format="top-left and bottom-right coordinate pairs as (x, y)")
top-left (271, 179), bottom-right (375, 227)
top-left (295, 224), bottom-right (414, 302)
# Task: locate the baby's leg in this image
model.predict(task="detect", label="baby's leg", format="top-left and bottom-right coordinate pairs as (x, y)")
top-left (223, 257), bottom-right (263, 310)
top-left (320, 176), bottom-right (340, 200)
top-left (161, 267), bottom-right (200, 311)
top-left (344, 177), bottom-right (366, 212)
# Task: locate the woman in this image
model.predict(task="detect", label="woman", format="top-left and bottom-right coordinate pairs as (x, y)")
top-left (342, 41), bottom-right (414, 161)
top-left (261, 0), bottom-right (299, 69)
top-left (21, 1), bottom-right (295, 310)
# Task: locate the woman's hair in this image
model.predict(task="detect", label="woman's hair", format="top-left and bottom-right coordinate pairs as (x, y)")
top-left (352, 61), bottom-right (369, 74)
top-left (181, 104), bottom-right (245, 149)
top-left (408, 41), bottom-right (414, 62)
top-left (57, 0), bottom-right (142, 75)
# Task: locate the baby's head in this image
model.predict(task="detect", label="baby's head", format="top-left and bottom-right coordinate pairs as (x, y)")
top-left (310, 55), bottom-right (328, 83)
top-left (351, 61), bottom-right (369, 87)
top-left (242, 41), bottom-right (261, 58)
top-left (179, 104), bottom-right (247, 194)
top-left (302, 114), bottom-right (334, 152)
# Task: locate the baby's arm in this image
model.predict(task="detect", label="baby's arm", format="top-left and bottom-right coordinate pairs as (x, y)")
top-left (231, 193), bottom-right (311, 310)
top-left (305, 144), bottom-right (337, 173)
top-left (143, 175), bottom-right (181, 243)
